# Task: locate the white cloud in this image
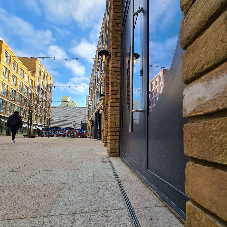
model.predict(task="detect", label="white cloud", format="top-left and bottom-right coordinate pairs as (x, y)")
top-left (53, 81), bottom-right (89, 95)
top-left (65, 60), bottom-right (86, 78)
top-left (48, 45), bottom-right (67, 60)
top-left (52, 26), bottom-right (72, 37)
top-left (70, 39), bottom-right (96, 63)
top-left (29, 0), bottom-right (105, 27)
top-left (0, 8), bottom-right (55, 50)
top-left (24, 0), bottom-right (41, 16)
top-left (90, 21), bottom-right (103, 41)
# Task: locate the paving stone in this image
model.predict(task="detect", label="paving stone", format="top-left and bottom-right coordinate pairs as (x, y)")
top-left (43, 214), bottom-right (74, 227)
top-left (50, 181), bottom-right (126, 215)
top-left (134, 207), bottom-right (184, 227)
top-left (73, 209), bottom-right (133, 227)
top-left (0, 184), bottom-right (65, 220)
top-left (0, 137), bottom-right (183, 226)
top-left (0, 217), bottom-right (44, 227)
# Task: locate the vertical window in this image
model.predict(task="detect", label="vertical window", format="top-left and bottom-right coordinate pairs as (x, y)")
top-left (37, 65), bottom-right (41, 75)
top-left (12, 60), bottom-right (18, 73)
top-left (29, 89), bottom-right (32, 99)
top-left (42, 70), bottom-right (45, 79)
top-left (25, 73), bottom-right (29, 83)
top-left (2, 66), bottom-right (9, 81)
top-left (1, 83), bottom-right (8, 97)
top-left (40, 97), bottom-right (43, 106)
top-left (41, 80), bottom-right (44, 88)
top-left (0, 98), bottom-right (6, 113)
top-left (8, 103), bottom-right (14, 114)
top-left (160, 84), bottom-right (162, 93)
top-left (22, 109), bottom-right (26, 118)
top-left (152, 82), bottom-right (154, 90)
top-left (4, 50), bottom-right (10, 65)
top-left (46, 73), bottom-right (48, 82)
top-left (17, 93), bottom-right (22, 104)
top-left (35, 94), bottom-right (38, 103)
top-left (49, 77), bottom-right (51, 84)
top-left (30, 78), bottom-right (33, 88)
top-left (156, 78), bottom-right (158, 86)
top-left (11, 74), bottom-right (17, 87)
top-left (10, 89), bottom-right (16, 101)
top-left (36, 85), bottom-right (39, 93)
top-left (160, 74), bottom-right (162, 83)
top-left (18, 80), bottom-right (23, 91)
top-left (34, 114), bottom-right (37, 123)
top-left (39, 116), bottom-right (42, 124)
top-left (37, 76), bottom-right (40, 84)
top-left (19, 67), bottom-right (24, 78)
top-left (24, 85), bottom-right (28, 96)
top-left (39, 106), bottom-right (42, 115)
top-left (23, 97), bottom-right (27, 107)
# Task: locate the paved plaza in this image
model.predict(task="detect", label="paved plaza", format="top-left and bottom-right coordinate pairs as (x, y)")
top-left (0, 137), bottom-right (184, 226)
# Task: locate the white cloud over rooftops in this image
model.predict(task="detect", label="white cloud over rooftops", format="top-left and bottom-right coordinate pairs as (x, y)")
top-left (53, 81), bottom-right (89, 95)
top-left (70, 39), bottom-right (96, 63)
top-left (65, 60), bottom-right (86, 78)
top-left (48, 45), bottom-right (68, 60)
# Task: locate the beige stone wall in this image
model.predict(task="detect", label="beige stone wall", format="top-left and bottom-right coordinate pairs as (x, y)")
top-left (107, 0), bottom-right (121, 157)
top-left (180, 0), bottom-right (227, 226)
top-left (88, 0), bottom-right (121, 157)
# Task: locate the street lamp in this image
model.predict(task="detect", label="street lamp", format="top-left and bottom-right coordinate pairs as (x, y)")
top-left (98, 50), bottom-right (111, 63)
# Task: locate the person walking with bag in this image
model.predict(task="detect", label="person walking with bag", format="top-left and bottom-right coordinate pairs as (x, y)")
top-left (7, 111), bottom-right (22, 143)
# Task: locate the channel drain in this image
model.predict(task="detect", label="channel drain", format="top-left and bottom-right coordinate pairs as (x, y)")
top-left (109, 158), bottom-right (141, 227)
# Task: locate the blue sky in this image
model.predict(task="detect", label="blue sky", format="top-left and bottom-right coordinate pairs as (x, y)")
top-left (0, 0), bottom-right (106, 107)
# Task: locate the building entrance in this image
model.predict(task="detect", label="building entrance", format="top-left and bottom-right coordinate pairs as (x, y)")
top-left (119, 0), bottom-right (189, 220)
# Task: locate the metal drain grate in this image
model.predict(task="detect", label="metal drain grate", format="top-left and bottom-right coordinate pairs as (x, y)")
top-left (109, 158), bottom-right (141, 227)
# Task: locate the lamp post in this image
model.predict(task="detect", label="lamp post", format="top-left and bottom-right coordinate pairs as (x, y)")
top-left (98, 50), bottom-right (111, 63)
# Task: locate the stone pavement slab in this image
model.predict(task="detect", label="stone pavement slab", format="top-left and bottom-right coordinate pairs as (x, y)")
top-left (0, 137), bottom-right (184, 226)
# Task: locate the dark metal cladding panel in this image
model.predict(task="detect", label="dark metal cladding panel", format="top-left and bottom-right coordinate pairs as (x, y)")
top-left (119, 0), bottom-right (189, 220)
top-left (146, 37), bottom-right (189, 214)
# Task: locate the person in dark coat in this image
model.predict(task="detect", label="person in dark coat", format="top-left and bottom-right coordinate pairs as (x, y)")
top-left (7, 111), bottom-right (22, 143)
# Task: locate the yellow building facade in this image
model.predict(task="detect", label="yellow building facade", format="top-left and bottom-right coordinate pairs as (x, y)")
top-left (0, 39), bottom-right (53, 135)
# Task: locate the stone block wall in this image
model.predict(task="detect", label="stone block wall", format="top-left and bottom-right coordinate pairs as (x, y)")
top-left (180, 0), bottom-right (227, 226)
top-left (107, 0), bottom-right (122, 157)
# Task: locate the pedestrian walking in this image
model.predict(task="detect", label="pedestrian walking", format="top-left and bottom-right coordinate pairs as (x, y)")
top-left (7, 111), bottom-right (22, 143)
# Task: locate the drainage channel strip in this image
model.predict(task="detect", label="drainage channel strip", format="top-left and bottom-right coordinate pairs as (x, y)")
top-left (108, 158), bottom-right (141, 227)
